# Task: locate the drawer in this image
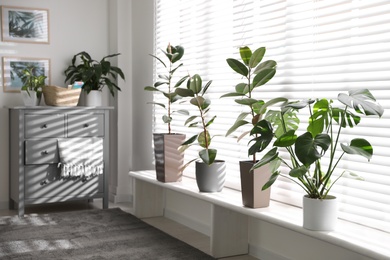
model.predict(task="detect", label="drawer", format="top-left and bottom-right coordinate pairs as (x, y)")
top-left (25, 114), bottom-right (65, 138)
top-left (25, 139), bottom-right (59, 165)
top-left (25, 165), bottom-right (103, 199)
top-left (67, 114), bottom-right (104, 137)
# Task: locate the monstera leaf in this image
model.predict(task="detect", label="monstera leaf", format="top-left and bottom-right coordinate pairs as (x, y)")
top-left (338, 89), bottom-right (384, 117)
top-left (295, 132), bottom-right (331, 167)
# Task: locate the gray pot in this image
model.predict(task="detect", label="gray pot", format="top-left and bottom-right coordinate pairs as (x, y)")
top-left (153, 133), bottom-right (186, 182)
top-left (195, 160), bottom-right (226, 192)
top-left (240, 161), bottom-right (272, 208)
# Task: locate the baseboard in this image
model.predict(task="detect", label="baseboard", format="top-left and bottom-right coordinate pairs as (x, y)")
top-left (249, 244), bottom-right (290, 260)
top-left (164, 208), bottom-right (210, 237)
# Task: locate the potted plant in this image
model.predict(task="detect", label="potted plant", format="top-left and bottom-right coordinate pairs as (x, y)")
top-left (222, 46), bottom-right (278, 207)
top-left (64, 51), bottom-right (125, 106)
top-left (176, 74), bottom-right (226, 192)
top-left (255, 89), bottom-right (384, 230)
top-left (144, 43), bottom-right (189, 182)
top-left (20, 66), bottom-right (47, 106)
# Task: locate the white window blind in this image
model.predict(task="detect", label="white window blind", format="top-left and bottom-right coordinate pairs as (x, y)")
top-left (154, 0), bottom-right (390, 232)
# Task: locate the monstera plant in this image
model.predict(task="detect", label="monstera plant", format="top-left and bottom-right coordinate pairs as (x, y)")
top-left (255, 89), bottom-right (384, 230)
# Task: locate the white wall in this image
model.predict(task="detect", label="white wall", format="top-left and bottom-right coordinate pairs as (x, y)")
top-left (0, 0), bottom-right (111, 208)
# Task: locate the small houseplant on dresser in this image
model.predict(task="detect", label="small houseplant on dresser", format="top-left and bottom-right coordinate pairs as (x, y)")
top-left (20, 66), bottom-right (47, 106)
top-left (255, 89), bottom-right (384, 231)
top-left (176, 74), bottom-right (226, 192)
top-left (144, 43), bottom-right (189, 182)
top-left (64, 51), bottom-right (125, 106)
top-left (222, 46), bottom-right (279, 207)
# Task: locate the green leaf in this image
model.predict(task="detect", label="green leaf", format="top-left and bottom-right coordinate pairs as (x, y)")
top-left (154, 81), bottom-right (167, 87)
top-left (252, 100), bottom-right (266, 115)
top-left (295, 132), bottom-right (331, 167)
top-left (174, 75), bottom-right (190, 88)
top-left (252, 147), bottom-right (279, 170)
top-left (163, 92), bottom-right (180, 102)
top-left (259, 97), bottom-right (288, 115)
top-left (308, 99), bottom-right (330, 137)
top-left (147, 102), bottom-right (165, 109)
top-left (235, 83), bottom-right (249, 94)
top-left (274, 130), bottom-right (297, 147)
top-left (220, 92), bottom-right (245, 98)
top-left (162, 115), bottom-right (172, 123)
top-left (282, 99), bottom-right (314, 113)
top-left (149, 54), bottom-right (167, 68)
top-left (253, 60), bottom-right (277, 74)
top-left (249, 47), bottom-right (265, 68)
top-left (176, 109), bottom-right (189, 115)
top-left (332, 107), bottom-right (361, 128)
top-left (170, 63), bottom-right (183, 74)
top-left (202, 80), bottom-right (212, 96)
top-left (235, 98), bottom-right (258, 106)
top-left (341, 138), bottom-right (373, 161)
top-left (262, 171), bottom-right (280, 190)
top-left (144, 86), bottom-right (160, 92)
top-left (182, 134), bottom-right (198, 145)
top-left (239, 46), bottom-right (252, 66)
top-left (206, 115), bottom-right (217, 127)
top-left (199, 149), bottom-right (217, 165)
top-left (185, 115), bottom-right (198, 125)
top-left (170, 45), bottom-right (185, 63)
top-left (226, 58), bottom-right (248, 77)
top-left (252, 68), bottom-right (276, 89)
top-left (226, 120), bottom-right (249, 136)
top-left (198, 130), bottom-right (211, 148)
top-left (187, 74), bottom-right (202, 94)
top-left (338, 89), bottom-right (384, 117)
top-left (175, 87), bottom-right (194, 97)
top-left (248, 120), bottom-right (274, 155)
top-left (289, 165), bottom-right (308, 178)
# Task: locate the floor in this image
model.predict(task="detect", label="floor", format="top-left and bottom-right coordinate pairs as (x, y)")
top-left (0, 199), bottom-right (258, 260)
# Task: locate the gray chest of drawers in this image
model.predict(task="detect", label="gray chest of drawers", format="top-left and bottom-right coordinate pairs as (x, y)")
top-left (9, 107), bottom-right (112, 217)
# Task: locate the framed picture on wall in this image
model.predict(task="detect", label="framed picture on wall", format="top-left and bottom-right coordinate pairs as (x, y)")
top-left (1, 6), bottom-right (50, 44)
top-left (2, 57), bottom-right (50, 92)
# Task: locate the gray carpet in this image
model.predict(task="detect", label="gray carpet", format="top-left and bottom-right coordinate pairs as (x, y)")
top-left (0, 208), bottom-right (216, 260)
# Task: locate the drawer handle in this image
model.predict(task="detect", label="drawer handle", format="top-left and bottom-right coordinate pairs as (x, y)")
top-left (41, 150), bottom-right (49, 155)
top-left (83, 123), bottom-right (89, 128)
top-left (40, 180), bottom-right (47, 186)
top-left (41, 124), bottom-right (48, 129)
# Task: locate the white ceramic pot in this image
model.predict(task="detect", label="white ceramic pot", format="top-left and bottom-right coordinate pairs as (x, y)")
top-left (85, 90), bottom-right (102, 106)
top-left (21, 90), bottom-right (40, 106)
top-left (303, 195), bottom-right (338, 231)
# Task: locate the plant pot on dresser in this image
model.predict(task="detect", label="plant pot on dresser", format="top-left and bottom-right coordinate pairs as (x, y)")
top-left (8, 106), bottom-right (113, 217)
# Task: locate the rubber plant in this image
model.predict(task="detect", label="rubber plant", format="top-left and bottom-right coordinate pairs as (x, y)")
top-left (64, 51), bottom-right (125, 97)
top-left (144, 43), bottom-right (189, 133)
top-left (175, 74), bottom-right (217, 165)
top-left (255, 89), bottom-right (384, 199)
top-left (222, 46), bottom-right (280, 163)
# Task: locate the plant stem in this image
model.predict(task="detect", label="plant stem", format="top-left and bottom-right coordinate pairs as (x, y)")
top-left (168, 61), bottom-right (172, 134)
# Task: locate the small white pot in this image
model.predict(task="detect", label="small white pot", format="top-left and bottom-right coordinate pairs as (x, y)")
top-left (303, 195), bottom-right (338, 231)
top-left (21, 90), bottom-right (40, 106)
top-left (85, 90), bottom-right (102, 106)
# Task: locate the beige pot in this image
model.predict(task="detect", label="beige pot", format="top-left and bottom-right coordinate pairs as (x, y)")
top-left (153, 133), bottom-right (186, 182)
top-left (240, 161), bottom-right (272, 208)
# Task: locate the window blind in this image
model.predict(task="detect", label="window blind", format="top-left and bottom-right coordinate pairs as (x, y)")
top-left (154, 0), bottom-right (390, 232)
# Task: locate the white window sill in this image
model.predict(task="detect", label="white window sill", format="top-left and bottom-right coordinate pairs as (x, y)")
top-left (129, 170), bottom-right (390, 259)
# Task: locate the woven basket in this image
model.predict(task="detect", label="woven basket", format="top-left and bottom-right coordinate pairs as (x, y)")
top-left (43, 85), bottom-right (81, 107)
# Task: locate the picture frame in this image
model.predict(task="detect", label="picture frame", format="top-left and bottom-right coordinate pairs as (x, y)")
top-left (2, 57), bottom-right (50, 92)
top-left (1, 5), bottom-right (50, 44)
